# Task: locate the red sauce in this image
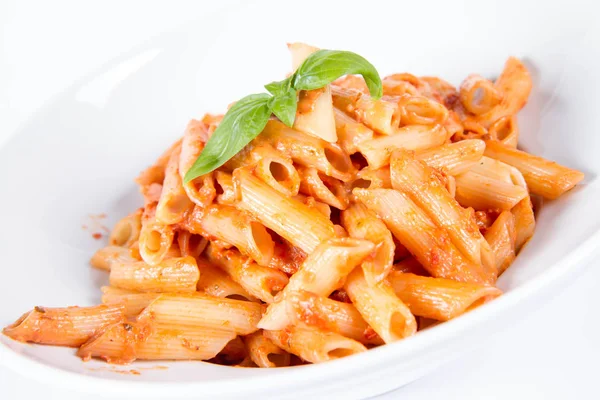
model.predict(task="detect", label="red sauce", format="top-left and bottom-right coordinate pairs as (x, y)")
top-left (92, 233), bottom-right (103, 240)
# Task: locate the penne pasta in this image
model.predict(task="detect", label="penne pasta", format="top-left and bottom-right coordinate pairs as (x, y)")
top-left (101, 286), bottom-right (159, 317)
top-left (109, 209), bottom-right (143, 248)
top-left (390, 151), bottom-right (495, 276)
top-left (3, 304), bottom-right (125, 347)
top-left (354, 188), bottom-right (491, 284)
top-left (78, 320), bottom-right (235, 364)
top-left (234, 168), bottom-right (335, 253)
top-left (138, 218), bottom-right (175, 265)
top-left (484, 211), bottom-right (517, 275)
top-left (468, 156), bottom-right (527, 189)
top-left (357, 124), bottom-right (447, 169)
top-left (259, 238), bottom-right (374, 330)
top-left (292, 194), bottom-right (332, 218)
top-left (333, 107), bottom-right (374, 154)
top-left (196, 258), bottom-right (258, 302)
top-left (331, 86), bottom-right (399, 135)
top-left (488, 115), bottom-right (519, 148)
top-left (415, 139), bottom-right (486, 176)
top-left (90, 246), bottom-right (136, 271)
top-left (512, 197), bottom-right (536, 252)
top-left (244, 331), bottom-right (291, 368)
top-left (109, 256), bottom-right (199, 292)
top-left (341, 202), bottom-right (395, 284)
top-left (138, 293), bottom-right (262, 335)
top-left (298, 166), bottom-right (350, 210)
top-left (205, 244), bottom-right (289, 303)
top-left (179, 119), bottom-right (217, 207)
top-left (397, 95), bottom-right (448, 126)
top-left (387, 272), bottom-right (502, 321)
top-left (135, 138), bottom-right (182, 192)
top-left (176, 230), bottom-right (208, 259)
top-left (264, 326), bottom-right (367, 364)
top-left (285, 290), bottom-right (383, 345)
top-left (454, 171), bottom-right (529, 210)
top-left (253, 147), bottom-right (301, 197)
top-left (345, 267), bottom-right (416, 343)
top-left (260, 120), bottom-right (355, 181)
top-left (475, 57), bottom-right (533, 128)
top-left (459, 74), bottom-right (503, 115)
top-left (484, 140), bottom-right (585, 199)
top-left (156, 143), bottom-right (194, 224)
top-left (200, 204), bottom-right (274, 266)
top-left (214, 171), bottom-right (237, 205)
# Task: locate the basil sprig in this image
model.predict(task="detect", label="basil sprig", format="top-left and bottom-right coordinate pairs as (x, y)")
top-left (184, 50), bottom-right (382, 183)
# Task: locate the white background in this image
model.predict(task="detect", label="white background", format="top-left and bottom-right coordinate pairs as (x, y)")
top-left (1, 1), bottom-right (599, 399)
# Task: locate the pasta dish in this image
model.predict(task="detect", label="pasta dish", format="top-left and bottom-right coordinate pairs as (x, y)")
top-left (3, 43), bottom-right (584, 368)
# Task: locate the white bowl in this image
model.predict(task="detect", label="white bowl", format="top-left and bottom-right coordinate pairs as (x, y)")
top-left (1, 1), bottom-right (599, 398)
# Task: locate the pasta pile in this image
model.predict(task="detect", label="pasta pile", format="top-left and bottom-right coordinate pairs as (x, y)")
top-left (3, 44), bottom-right (584, 368)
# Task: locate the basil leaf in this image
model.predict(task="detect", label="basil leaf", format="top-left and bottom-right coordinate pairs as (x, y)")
top-left (265, 76), bottom-right (293, 97)
top-left (268, 88), bottom-right (297, 127)
top-left (184, 93), bottom-right (272, 182)
top-left (293, 50), bottom-right (382, 99)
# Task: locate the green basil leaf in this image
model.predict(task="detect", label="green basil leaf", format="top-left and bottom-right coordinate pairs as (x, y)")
top-left (268, 88), bottom-right (297, 127)
top-left (293, 49), bottom-right (382, 99)
top-left (265, 76), bottom-right (293, 97)
top-left (184, 93), bottom-right (272, 182)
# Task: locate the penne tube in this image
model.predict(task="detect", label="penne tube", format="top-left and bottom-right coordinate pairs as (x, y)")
top-left (285, 289), bottom-right (383, 345)
top-left (331, 86), bottom-right (399, 135)
top-left (179, 119), bottom-right (216, 207)
top-left (78, 320), bottom-right (235, 364)
top-left (195, 258), bottom-right (258, 302)
top-left (488, 115), bottom-right (519, 148)
top-left (259, 238), bottom-right (374, 330)
top-left (214, 171), bottom-right (237, 205)
top-left (353, 166), bottom-right (392, 189)
top-left (200, 204), bottom-right (274, 266)
top-left (260, 120), bottom-right (355, 181)
top-left (388, 272), bottom-right (502, 321)
top-left (390, 151), bottom-right (495, 276)
top-left (475, 57), bottom-right (533, 128)
top-left (292, 194), bottom-right (332, 218)
top-left (382, 75), bottom-right (420, 97)
top-left (468, 156), bottom-right (527, 188)
top-left (415, 139), bottom-right (486, 176)
top-left (101, 286), bottom-right (159, 317)
top-left (138, 293), bottom-right (262, 335)
top-left (333, 107), bottom-right (374, 154)
top-left (397, 95), bottom-right (449, 126)
top-left (254, 149), bottom-right (300, 197)
top-left (484, 211), bottom-right (517, 275)
top-left (244, 331), bottom-right (291, 368)
top-left (109, 256), bottom-right (199, 292)
top-left (334, 74), bottom-right (370, 93)
top-left (135, 138), bottom-right (182, 192)
top-left (3, 304), bottom-right (125, 347)
top-left (512, 197), bottom-right (536, 252)
top-left (357, 124), bottom-right (447, 169)
top-left (138, 218), bottom-right (175, 265)
top-left (205, 244), bottom-right (288, 303)
top-left (109, 209), bottom-right (143, 248)
top-left (90, 246), bottom-right (136, 271)
top-left (344, 267), bottom-right (416, 343)
top-left (264, 326), bottom-right (366, 364)
top-left (287, 43), bottom-right (337, 143)
top-left (176, 231), bottom-right (208, 259)
top-left (298, 166), bottom-right (349, 210)
top-left (484, 140), bottom-right (584, 199)
top-left (454, 171), bottom-right (529, 210)
top-left (341, 202), bottom-right (395, 284)
top-left (459, 74), bottom-right (503, 115)
top-left (354, 188), bottom-right (491, 284)
top-left (234, 168), bottom-right (335, 253)
top-left (156, 143), bottom-right (194, 225)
